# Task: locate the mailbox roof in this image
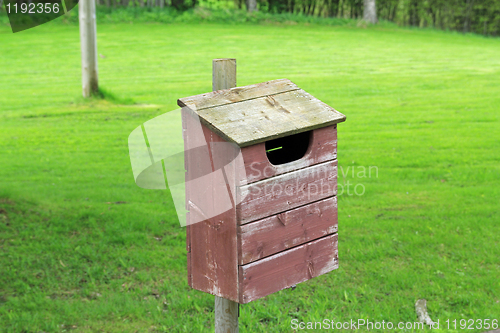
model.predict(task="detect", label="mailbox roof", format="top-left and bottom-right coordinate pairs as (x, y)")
top-left (177, 79), bottom-right (346, 147)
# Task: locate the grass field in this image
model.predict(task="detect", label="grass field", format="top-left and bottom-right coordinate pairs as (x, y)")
top-left (1, 12), bottom-right (500, 332)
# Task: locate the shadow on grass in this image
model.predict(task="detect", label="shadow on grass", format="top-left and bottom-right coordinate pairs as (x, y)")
top-left (76, 86), bottom-right (135, 106)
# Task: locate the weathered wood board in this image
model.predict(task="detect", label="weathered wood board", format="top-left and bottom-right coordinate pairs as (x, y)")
top-left (181, 78), bottom-right (344, 304)
top-left (182, 109), bottom-right (239, 302)
top-left (179, 79), bottom-right (346, 148)
top-left (238, 234), bottom-right (338, 303)
top-left (237, 160), bottom-right (338, 224)
top-left (195, 90), bottom-right (345, 147)
top-left (178, 78), bottom-right (299, 111)
top-left (238, 196), bottom-right (338, 265)
top-left (212, 58), bottom-right (237, 92)
top-left (239, 125), bottom-right (337, 185)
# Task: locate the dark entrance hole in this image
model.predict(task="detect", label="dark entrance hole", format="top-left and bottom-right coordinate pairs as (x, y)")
top-left (265, 131), bottom-right (311, 165)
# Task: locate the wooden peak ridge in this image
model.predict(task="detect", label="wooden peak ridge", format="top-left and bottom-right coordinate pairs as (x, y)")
top-left (177, 79), bottom-right (346, 147)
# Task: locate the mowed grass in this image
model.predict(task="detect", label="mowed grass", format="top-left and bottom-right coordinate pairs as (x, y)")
top-left (1, 18), bottom-right (500, 333)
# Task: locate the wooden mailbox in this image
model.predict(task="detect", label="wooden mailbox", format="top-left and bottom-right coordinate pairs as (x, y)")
top-left (179, 79), bottom-right (346, 304)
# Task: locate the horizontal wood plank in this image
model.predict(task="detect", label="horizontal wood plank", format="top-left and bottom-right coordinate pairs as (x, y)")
top-left (238, 125), bottom-right (337, 185)
top-left (178, 79), bottom-right (299, 111)
top-left (237, 160), bottom-right (338, 224)
top-left (239, 196), bottom-right (338, 265)
top-left (239, 234), bottom-right (338, 303)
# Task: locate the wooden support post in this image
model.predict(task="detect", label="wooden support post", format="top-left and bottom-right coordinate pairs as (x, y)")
top-left (212, 58), bottom-right (239, 333)
top-left (215, 296), bottom-right (239, 332)
top-left (212, 58), bottom-right (236, 91)
top-left (79, 0), bottom-right (99, 97)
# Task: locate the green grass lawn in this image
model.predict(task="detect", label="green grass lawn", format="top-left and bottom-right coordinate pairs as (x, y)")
top-left (1, 15), bottom-right (499, 332)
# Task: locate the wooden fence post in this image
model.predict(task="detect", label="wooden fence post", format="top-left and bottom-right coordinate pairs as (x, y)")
top-left (212, 58), bottom-right (239, 333)
top-left (79, 0), bottom-right (99, 97)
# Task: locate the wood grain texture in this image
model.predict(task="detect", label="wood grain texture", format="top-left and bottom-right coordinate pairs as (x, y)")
top-left (238, 234), bottom-right (338, 304)
top-left (238, 125), bottom-right (337, 185)
top-left (182, 109), bottom-right (239, 302)
top-left (178, 80), bottom-right (345, 148)
top-left (183, 70), bottom-right (343, 304)
top-left (195, 89), bottom-right (345, 147)
top-left (178, 79), bottom-right (299, 112)
top-left (237, 160), bottom-right (338, 224)
top-left (238, 196), bottom-right (338, 265)
top-left (215, 296), bottom-right (239, 333)
top-left (186, 222), bottom-right (192, 286)
top-left (211, 58), bottom-right (240, 328)
top-left (212, 59), bottom-right (237, 91)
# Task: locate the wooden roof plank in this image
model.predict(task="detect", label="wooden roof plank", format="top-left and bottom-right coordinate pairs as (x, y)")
top-left (177, 79), bottom-right (299, 111)
top-left (194, 88), bottom-right (346, 147)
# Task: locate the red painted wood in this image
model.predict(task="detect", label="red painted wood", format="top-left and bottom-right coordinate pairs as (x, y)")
top-left (238, 234), bottom-right (338, 304)
top-left (238, 125), bottom-right (337, 185)
top-left (182, 108), bottom-right (239, 302)
top-left (238, 196), bottom-right (338, 265)
top-left (186, 217), bottom-right (192, 286)
top-left (183, 108), bottom-right (340, 304)
top-left (237, 160), bottom-right (338, 225)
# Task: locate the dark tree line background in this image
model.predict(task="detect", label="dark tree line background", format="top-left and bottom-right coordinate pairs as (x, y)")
top-left (257, 0), bottom-right (500, 35)
top-left (110, 0), bottom-right (500, 36)
top-left (2, 0), bottom-right (498, 35)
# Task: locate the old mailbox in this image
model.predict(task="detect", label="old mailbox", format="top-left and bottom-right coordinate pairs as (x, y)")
top-left (179, 79), bottom-right (346, 304)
